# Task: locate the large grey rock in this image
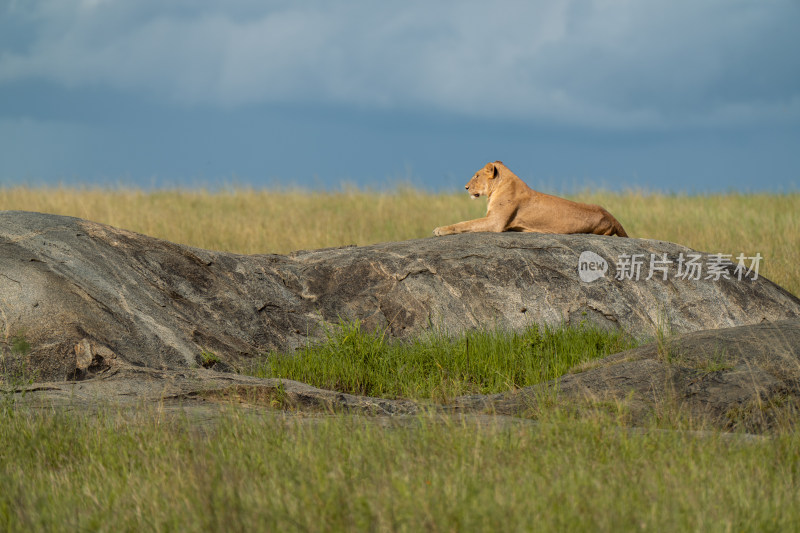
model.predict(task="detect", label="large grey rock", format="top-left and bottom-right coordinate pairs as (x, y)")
top-left (459, 318), bottom-right (800, 432)
top-left (1, 210), bottom-right (799, 382)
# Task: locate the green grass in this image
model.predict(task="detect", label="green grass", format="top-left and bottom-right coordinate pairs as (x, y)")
top-left (1, 334), bottom-right (36, 415)
top-left (2, 406), bottom-right (798, 532)
top-left (245, 321), bottom-right (639, 402)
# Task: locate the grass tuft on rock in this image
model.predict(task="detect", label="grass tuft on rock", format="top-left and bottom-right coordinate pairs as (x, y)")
top-left (245, 321), bottom-right (639, 401)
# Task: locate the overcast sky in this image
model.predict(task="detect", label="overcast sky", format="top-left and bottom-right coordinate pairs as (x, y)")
top-left (1, 0), bottom-right (798, 191)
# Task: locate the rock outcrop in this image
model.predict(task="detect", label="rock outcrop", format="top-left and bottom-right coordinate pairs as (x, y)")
top-left (12, 319), bottom-right (800, 433)
top-left (460, 318), bottom-right (800, 432)
top-left (1, 211), bottom-right (799, 382)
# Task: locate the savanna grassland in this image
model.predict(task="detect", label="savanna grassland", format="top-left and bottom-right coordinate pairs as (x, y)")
top-left (2, 186), bottom-right (800, 532)
top-left (1, 186), bottom-right (797, 295)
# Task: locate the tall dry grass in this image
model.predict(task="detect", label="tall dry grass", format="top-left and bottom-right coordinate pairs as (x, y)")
top-left (1, 186), bottom-right (797, 295)
top-left (2, 405), bottom-right (799, 532)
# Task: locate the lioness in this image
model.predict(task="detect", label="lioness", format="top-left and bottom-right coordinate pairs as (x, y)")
top-left (433, 161), bottom-right (628, 237)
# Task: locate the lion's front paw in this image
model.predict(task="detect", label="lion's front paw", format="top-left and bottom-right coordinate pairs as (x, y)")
top-left (433, 227), bottom-right (445, 236)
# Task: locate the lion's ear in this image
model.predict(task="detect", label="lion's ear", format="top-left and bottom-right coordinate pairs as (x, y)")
top-left (484, 162), bottom-right (498, 179)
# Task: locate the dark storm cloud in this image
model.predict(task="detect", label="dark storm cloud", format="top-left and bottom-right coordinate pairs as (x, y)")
top-left (2, 0), bottom-right (798, 129)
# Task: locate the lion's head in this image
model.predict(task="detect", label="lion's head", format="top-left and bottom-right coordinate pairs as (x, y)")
top-left (464, 161), bottom-right (502, 199)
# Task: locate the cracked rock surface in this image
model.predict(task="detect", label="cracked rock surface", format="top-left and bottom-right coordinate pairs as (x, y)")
top-left (1, 210), bottom-right (799, 383)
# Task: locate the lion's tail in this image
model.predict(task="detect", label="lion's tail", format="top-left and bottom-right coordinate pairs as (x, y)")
top-left (611, 218), bottom-right (629, 238)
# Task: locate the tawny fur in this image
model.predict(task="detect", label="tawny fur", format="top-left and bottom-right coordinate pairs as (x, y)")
top-left (433, 161), bottom-right (628, 237)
